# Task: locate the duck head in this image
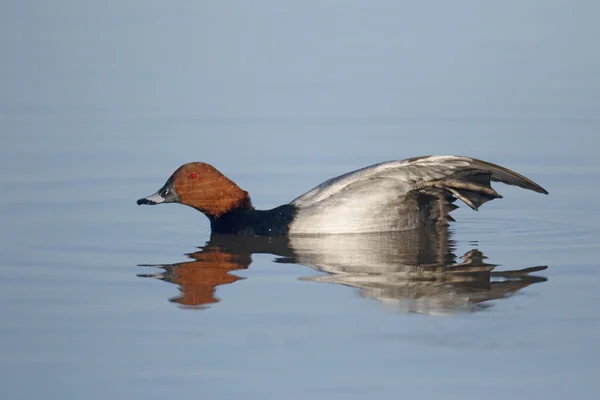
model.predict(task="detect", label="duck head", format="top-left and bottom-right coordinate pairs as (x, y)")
top-left (137, 162), bottom-right (253, 218)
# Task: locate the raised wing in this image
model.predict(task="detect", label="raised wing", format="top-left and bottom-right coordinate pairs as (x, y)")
top-left (291, 155), bottom-right (547, 209)
top-left (288, 155), bottom-right (547, 234)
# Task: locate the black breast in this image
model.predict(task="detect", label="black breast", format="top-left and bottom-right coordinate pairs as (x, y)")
top-left (210, 204), bottom-right (297, 236)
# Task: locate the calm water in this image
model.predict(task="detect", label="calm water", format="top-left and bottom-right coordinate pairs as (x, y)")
top-left (1, 2), bottom-right (599, 399)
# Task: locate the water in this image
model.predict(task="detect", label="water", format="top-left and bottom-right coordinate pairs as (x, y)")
top-left (1, 1), bottom-right (599, 399)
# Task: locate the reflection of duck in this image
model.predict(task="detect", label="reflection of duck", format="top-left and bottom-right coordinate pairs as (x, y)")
top-left (138, 236), bottom-right (292, 308)
top-left (137, 156), bottom-right (547, 234)
top-left (138, 227), bottom-right (547, 314)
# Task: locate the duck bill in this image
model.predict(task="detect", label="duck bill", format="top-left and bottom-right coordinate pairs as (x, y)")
top-left (137, 191), bottom-right (166, 205)
top-left (137, 185), bottom-right (180, 205)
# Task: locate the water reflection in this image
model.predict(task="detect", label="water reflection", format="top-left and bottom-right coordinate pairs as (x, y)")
top-left (138, 227), bottom-right (547, 314)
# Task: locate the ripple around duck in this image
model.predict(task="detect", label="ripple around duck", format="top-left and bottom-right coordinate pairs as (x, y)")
top-left (455, 209), bottom-right (598, 249)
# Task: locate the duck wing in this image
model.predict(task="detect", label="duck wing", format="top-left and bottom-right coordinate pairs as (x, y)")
top-left (291, 155), bottom-right (547, 210)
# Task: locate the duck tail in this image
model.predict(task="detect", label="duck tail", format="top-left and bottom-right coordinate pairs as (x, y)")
top-left (412, 189), bottom-right (461, 225)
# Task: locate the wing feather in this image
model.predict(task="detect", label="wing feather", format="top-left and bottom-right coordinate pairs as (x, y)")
top-left (291, 155), bottom-right (547, 209)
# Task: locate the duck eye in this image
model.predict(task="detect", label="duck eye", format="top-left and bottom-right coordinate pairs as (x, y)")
top-left (189, 173), bottom-right (197, 179)
top-left (163, 188), bottom-right (170, 195)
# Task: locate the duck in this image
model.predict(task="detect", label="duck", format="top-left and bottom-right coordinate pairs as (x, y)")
top-left (136, 155), bottom-right (548, 235)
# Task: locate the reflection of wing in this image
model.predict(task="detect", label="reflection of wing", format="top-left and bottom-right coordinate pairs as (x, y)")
top-left (298, 244), bottom-right (547, 315)
top-left (137, 228), bottom-right (547, 314)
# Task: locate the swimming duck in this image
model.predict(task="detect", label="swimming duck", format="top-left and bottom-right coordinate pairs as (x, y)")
top-left (137, 155), bottom-right (548, 235)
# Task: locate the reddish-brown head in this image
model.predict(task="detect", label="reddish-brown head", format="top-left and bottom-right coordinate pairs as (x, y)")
top-left (137, 162), bottom-right (253, 218)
